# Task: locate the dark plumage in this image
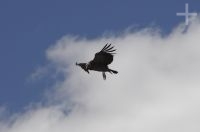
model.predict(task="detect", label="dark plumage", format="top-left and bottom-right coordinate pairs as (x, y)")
top-left (76, 43), bottom-right (118, 80)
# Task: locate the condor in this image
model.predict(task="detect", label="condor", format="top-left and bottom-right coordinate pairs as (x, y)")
top-left (76, 43), bottom-right (118, 80)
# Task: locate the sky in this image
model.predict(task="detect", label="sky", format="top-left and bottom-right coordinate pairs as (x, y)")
top-left (1, 0), bottom-right (200, 131)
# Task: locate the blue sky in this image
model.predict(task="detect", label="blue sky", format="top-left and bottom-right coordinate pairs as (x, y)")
top-left (0, 0), bottom-right (200, 113)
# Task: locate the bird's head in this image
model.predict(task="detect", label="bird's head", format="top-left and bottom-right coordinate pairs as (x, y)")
top-left (76, 62), bottom-right (89, 73)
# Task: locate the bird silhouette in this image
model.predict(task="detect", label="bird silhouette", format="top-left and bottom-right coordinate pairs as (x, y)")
top-left (76, 43), bottom-right (118, 80)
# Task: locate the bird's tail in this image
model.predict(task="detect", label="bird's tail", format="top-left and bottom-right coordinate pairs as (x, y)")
top-left (109, 69), bottom-right (118, 74)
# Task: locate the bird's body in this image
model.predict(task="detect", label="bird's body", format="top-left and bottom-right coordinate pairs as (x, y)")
top-left (76, 44), bottom-right (118, 80)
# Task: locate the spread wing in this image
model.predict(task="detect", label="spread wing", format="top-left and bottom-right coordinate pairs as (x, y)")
top-left (92, 43), bottom-right (116, 65)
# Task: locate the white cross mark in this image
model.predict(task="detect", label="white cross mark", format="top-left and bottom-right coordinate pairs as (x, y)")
top-left (176, 3), bottom-right (197, 26)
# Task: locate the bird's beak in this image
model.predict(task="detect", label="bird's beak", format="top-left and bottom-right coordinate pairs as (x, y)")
top-left (75, 62), bottom-right (78, 66)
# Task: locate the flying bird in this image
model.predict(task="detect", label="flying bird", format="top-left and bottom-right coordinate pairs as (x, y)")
top-left (76, 43), bottom-right (118, 80)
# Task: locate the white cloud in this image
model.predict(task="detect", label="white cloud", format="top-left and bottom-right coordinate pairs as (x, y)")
top-left (1, 19), bottom-right (200, 132)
